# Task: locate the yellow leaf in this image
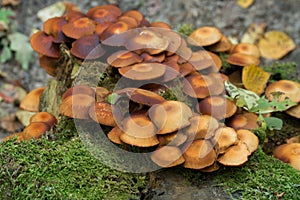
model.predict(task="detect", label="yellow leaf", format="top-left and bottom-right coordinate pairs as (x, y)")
top-left (237, 0), bottom-right (254, 9)
top-left (242, 64), bottom-right (270, 95)
top-left (258, 30), bottom-right (296, 60)
top-left (241, 23), bottom-right (266, 44)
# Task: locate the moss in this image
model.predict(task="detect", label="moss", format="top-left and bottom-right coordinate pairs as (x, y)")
top-left (0, 135), bottom-right (146, 199)
top-left (182, 147), bottom-right (300, 200)
top-left (263, 61), bottom-right (299, 82)
top-left (177, 23), bottom-right (194, 36)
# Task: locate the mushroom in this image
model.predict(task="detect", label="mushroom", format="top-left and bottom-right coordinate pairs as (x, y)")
top-left (121, 10), bottom-right (144, 25)
top-left (129, 88), bottom-right (166, 106)
top-left (64, 10), bottom-right (86, 22)
top-left (43, 17), bottom-right (69, 43)
top-left (286, 103), bottom-right (300, 119)
top-left (118, 16), bottom-right (139, 28)
top-left (236, 129), bottom-right (259, 153)
top-left (217, 142), bottom-right (250, 166)
top-left (3, 132), bottom-right (24, 142)
top-left (59, 93), bottom-right (95, 119)
top-left (227, 112), bottom-right (259, 130)
top-left (183, 139), bottom-right (217, 169)
top-left (22, 122), bottom-right (51, 140)
top-left (207, 35), bottom-right (232, 52)
top-left (62, 85), bottom-right (95, 101)
top-left (118, 62), bottom-right (166, 81)
top-left (158, 132), bottom-right (187, 146)
top-left (150, 21), bottom-right (171, 29)
top-left (200, 162), bottom-right (220, 173)
top-left (149, 100), bottom-right (193, 134)
top-left (198, 96), bottom-right (237, 120)
top-left (30, 31), bottom-right (60, 58)
top-left (107, 126), bottom-right (125, 145)
top-left (227, 53), bottom-right (260, 67)
top-left (183, 115), bottom-right (219, 140)
top-left (188, 26), bottom-right (222, 46)
top-left (87, 5), bottom-right (122, 19)
top-left (100, 21), bottom-right (132, 41)
top-left (89, 102), bottom-right (116, 126)
top-left (188, 50), bottom-right (214, 71)
top-left (230, 43), bottom-right (260, 58)
top-left (265, 80), bottom-right (300, 102)
top-left (95, 87), bottom-right (110, 102)
top-left (88, 8), bottom-right (119, 24)
top-left (20, 87), bottom-right (46, 112)
top-left (38, 54), bottom-right (60, 77)
top-left (107, 50), bottom-right (143, 68)
top-left (151, 146), bottom-right (185, 167)
top-left (141, 52), bottom-right (166, 63)
top-left (62, 17), bottom-right (96, 39)
top-left (70, 34), bottom-right (105, 59)
top-left (213, 127), bottom-right (238, 154)
top-left (273, 143), bottom-right (300, 170)
top-left (29, 112), bottom-right (57, 127)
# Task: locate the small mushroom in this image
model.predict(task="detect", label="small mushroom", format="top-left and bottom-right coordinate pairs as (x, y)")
top-left (286, 103), bottom-right (300, 119)
top-left (30, 31), bottom-right (60, 58)
top-left (29, 112), bottom-right (57, 127)
top-left (107, 50), bottom-right (143, 68)
top-left (121, 10), bottom-right (144, 25)
top-left (62, 17), bottom-right (96, 39)
top-left (149, 101), bottom-right (193, 134)
top-left (183, 139), bottom-right (217, 169)
top-left (217, 142), bottom-right (250, 166)
top-left (158, 132), bottom-right (187, 146)
top-left (236, 129), bottom-right (259, 153)
top-left (100, 21), bottom-right (131, 41)
top-left (22, 122), bottom-right (51, 140)
top-left (213, 127), bottom-right (238, 154)
top-left (151, 146), bottom-right (185, 167)
top-left (188, 50), bottom-right (214, 71)
top-left (107, 126), bottom-right (125, 145)
top-left (198, 96), bottom-right (237, 120)
top-left (87, 5), bottom-right (122, 19)
top-left (207, 35), bottom-right (232, 52)
top-left (118, 62), bottom-right (166, 81)
top-left (150, 21), bottom-right (171, 29)
top-left (88, 8), bottom-right (119, 24)
top-left (227, 53), bottom-right (260, 67)
top-left (141, 52), bottom-right (165, 63)
top-left (70, 34), bottom-right (105, 59)
top-left (3, 132), bottom-right (24, 142)
top-left (89, 102), bottom-right (116, 126)
top-left (230, 43), bottom-right (260, 58)
top-left (227, 112), bottom-right (259, 130)
top-left (62, 85), bottom-right (95, 101)
top-left (43, 17), bottom-right (69, 43)
top-left (265, 80), bottom-right (300, 102)
top-left (20, 87), bottom-right (46, 112)
top-left (183, 115), bottom-right (219, 140)
top-left (38, 54), bottom-right (60, 77)
top-left (188, 26), bottom-right (222, 47)
top-left (273, 143), bottom-right (300, 170)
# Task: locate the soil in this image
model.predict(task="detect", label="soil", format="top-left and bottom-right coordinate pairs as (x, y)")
top-left (1, 0), bottom-right (300, 199)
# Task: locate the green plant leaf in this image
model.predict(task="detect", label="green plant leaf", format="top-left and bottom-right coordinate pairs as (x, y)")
top-left (0, 44), bottom-right (12, 63)
top-left (263, 116), bottom-right (283, 130)
top-left (8, 32), bottom-right (29, 51)
top-left (107, 93), bottom-right (121, 105)
top-left (0, 8), bottom-right (14, 30)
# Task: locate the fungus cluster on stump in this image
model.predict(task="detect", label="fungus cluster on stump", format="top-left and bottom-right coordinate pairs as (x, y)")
top-left (24, 3), bottom-right (266, 171)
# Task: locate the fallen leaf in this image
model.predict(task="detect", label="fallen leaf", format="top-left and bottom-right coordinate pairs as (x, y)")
top-left (16, 110), bottom-right (36, 126)
top-left (242, 64), bottom-right (270, 95)
top-left (258, 30), bottom-right (296, 60)
top-left (0, 83), bottom-right (27, 103)
top-left (241, 23), bottom-right (266, 44)
top-left (0, 114), bottom-right (23, 132)
top-left (37, 2), bottom-right (67, 22)
top-left (1, 0), bottom-right (21, 6)
top-left (237, 0), bottom-right (254, 9)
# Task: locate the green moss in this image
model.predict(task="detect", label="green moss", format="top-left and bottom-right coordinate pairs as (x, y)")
top-left (177, 23), bottom-right (194, 36)
top-left (0, 136), bottom-right (146, 199)
top-left (263, 61), bottom-right (299, 82)
top-left (182, 147), bottom-right (300, 200)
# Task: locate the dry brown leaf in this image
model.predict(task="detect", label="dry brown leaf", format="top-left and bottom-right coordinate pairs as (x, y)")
top-left (0, 114), bottom-right (23, 132)
top-left (242, 64), bottom-right (270, 95)
top-left (1, 0), bottom-right (21, 6)
top-left (237, 0), bottom-right (254, 9)
top-left (258, 30), bottom-right (296, 60)
top-left (241, 23), bottom-right (266, 44)
top-left (286, 136), bottom-right (300, 144)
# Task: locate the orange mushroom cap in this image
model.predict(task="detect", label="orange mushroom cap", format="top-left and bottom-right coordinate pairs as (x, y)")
top-left (188, 26), bottom-right (222, 47)
top-left (89, 102), bottom-right (116, 127)
top-left (29, 112), bottom-right (57, 127)
top-left (43, 17), bottom-right (69, 43)
top-left (265, 80), bottom-right (300, 103)
top-left (217, 142), bottom-right (250, 166)
top-left (227, 53), bottom-right (260, 67)
top-left (30, 31), bottom-right (60, 58)
top-left (227, 112), bottom-right (259, 130)
top-left (20, 87), bottom-right (46, 112)
top-left (62, 17), bottom-right (96, 39)
top-left (22, 122), bottom-right (51, 140)
top-left (273, 143), bottom-right (300, 170)
top-left (107, 50), bottom-right (143, 68)
top-left (151, 146), bottom-right (185, 168)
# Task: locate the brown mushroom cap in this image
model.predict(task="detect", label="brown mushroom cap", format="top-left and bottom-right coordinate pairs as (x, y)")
top-left (30, 31), bottom-right (60, 58)
top-left (95, 22), bottom-right (112, 36)
top-left (118, 16), bottom-right (139, 28)
top-left (64, 10), bottom-right (86, 22)
top-left (107, 50), bottom-right (143, 68)
top-left (183, 115), bottom-right (219, 140)
top-left (43, 17), bottom-right (69, 43)
top-left (217, 142), bottom-right (250, 166)
top-left (158, 132), bottom-right (187, 146)
top-left (62, 85), bottom-right (95, 101)
top-left (206, 51), bottom-right (222, 72)
top-left (286, 103), bottom-right (300, 118)
top-left (125, 28), bottom-right (169, 55)
top-left (227, 112), bottom-right (259, 130)
top-left (227, 53), bottom-right (260, 67)
top-left (88, 8), bottom-right (119, 24)
top-left (87, 5), bottom-right (122, 19)
top-left (3, 132), bottom-right (24, 142)
top-left (62, 17), bottom-right (96, 39)
top-left (129, 88), bottom-right (166, 106)
top-left (121, 10), bottom-right (144, 24)
top-left (265, 80), bottom-right (300, 102)
top-left (188, 26), bottom-right (222, 46)
top-left (100, 21), bottom-right (131, 41)
top-left (70, 34), bottom-right (105, 59)
top-left (207, 35), bottom-right (232, 52)
top-left (118, 62), bottom-right (166, 81)
top-left (183, 139), bottom-right (217, 169)
top-left (22, 122), bottom-right (51, 140)
top-left (107, 126), bottom-right (125, 144)
top-left (236, 129), bottom-right (259, 153)
top-left (141, 52), bottom-right (166, 63)
top-left (60, 94), bottom-right (95, 119)
top-left (149, 101), bottom-right (193, 134)
top-left (198, 96), bottom-right (237, 120)
top-left (231, 43), bottom-right (260, 58)
top-left (273, 143), bottom-right (300, 170)
top-left (20, 87), bottom-right (46, 112)
top-left (89, 102), bottom-right (116, 126)
top-left (29, 112), bottom-right (57, 127)
top-left (151, 146), bottom-right (185, 167)
top-left (38, 54), bottom-right (59, 77)
top-left (188, 50), bottom-right (214, 71)
top-left (213, 127), bottom-right (238, 154)
top-left (183, 72), bottom-right (225, 99)
top-left (150, 21), bottom-right (171, 29)
top-left (95, 87), bottom-right (110, 102)
top-left (200, 162), bottom-right (220, 173)
top-left (179, 62), bottom-right (196, 77)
